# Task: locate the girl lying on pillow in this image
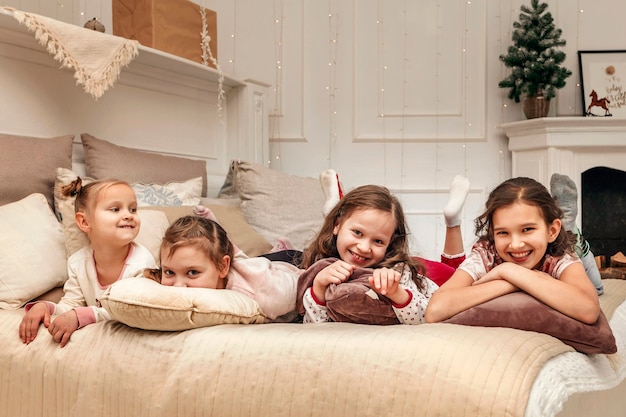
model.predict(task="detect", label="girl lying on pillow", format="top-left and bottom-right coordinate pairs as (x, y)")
top-left (424, 177), bottom-right (600, 325)
top-left (295, 174), bottom-right (471, 325)
top-left (144, 214), bottom-right (300, 321)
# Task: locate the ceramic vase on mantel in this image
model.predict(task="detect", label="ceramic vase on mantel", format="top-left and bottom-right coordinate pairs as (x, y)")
top-left (522, 89), bottom-right (550, 119)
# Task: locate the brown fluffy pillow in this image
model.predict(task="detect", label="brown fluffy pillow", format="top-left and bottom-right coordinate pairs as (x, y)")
top-left (296, 258), bottom-right (399, 325)
top-left (443, 292), bottom-right (617, 354)
top-left (325, 276), bottom-right (399, 325)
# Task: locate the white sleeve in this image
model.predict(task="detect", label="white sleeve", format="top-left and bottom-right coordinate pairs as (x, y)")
top-left (302, 287), bottom-right (330, 323)
top-left (392, 270), bottom-right (439, 325)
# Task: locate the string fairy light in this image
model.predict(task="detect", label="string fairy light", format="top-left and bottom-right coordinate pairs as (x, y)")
top-left (269, 0), bottom-right (285, 168)
top-left (228, 0), bottom-right (237, 73)
top-left (434, 1), bottom-right (442, 247)
top-left (77, 0), bottom-right (86, 24)
top-left (376, 0), bottom-right (388, 185)
top-left (327, 1), bottom-right (339, 166)
top-left (496, 0), bottom-right (506, 182)
top-left (497, 1), bottom-right (519, 182)
top-left (573, 2), bottom-right (583, 114)
top-left (551, 0), bottom-right (581, 115)
top-left (399, 0), bottom-right (408, 191)
top-left (462, 0), bottom-right (469, 178)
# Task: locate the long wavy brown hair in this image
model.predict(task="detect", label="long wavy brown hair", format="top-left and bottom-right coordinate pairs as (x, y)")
top-left (475, 177), bottom-right (576, 257)
top-left (299, 184), bottom-right (427, 289)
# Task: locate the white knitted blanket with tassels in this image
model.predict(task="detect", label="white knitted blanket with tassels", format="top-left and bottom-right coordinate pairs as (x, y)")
top-left (525, 298), bottom-right (626, 417)
top-left (0, 7), bottom-right (138, 99)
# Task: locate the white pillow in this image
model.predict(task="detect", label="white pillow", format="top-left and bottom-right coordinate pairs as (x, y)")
top-left (100, 278), bottom-right (266, 330)
top-left (54, 168), bottom-right (189, 256)
top-left (0, 194), bottom-right (68, 309)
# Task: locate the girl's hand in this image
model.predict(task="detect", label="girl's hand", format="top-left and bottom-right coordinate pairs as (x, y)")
top-left (19, 302), bottom-right (50, 345)
top-left (369, 268), bottom-right (410, 306)
top-left (472, 262), bottom-right (524, 285)
top-left (311, 260), bottom-right (355, 303)
top-left (369, 267), bottom-right (401, 296)
top-left (48, 310), bottom-right (80, 348)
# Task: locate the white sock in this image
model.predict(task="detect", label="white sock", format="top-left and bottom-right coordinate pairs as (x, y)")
top-left (271, 237), bottom-right (295, 252)
top-left (444, 175), bottom-right (470, 227)
top-left (193, 205), bottom-right (218, 222)
top-left (320, 169), bottom-right (341, 216)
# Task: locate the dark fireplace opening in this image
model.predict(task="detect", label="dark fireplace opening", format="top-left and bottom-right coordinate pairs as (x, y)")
top-left (581, 166), bottom-right (626, 266)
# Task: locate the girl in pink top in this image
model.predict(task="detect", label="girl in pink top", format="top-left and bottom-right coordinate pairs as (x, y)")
top-left (144, 215), bottom-right (298, 321)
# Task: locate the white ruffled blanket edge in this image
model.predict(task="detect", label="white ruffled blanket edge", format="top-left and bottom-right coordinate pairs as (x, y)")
top-left (526, 279), bottom-right (626, 417)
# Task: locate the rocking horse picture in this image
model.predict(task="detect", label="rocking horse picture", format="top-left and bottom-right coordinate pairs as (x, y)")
top-left (586, 90), bottom-right (612, 117)
top-left (579, 50), bottom-right (626, 119)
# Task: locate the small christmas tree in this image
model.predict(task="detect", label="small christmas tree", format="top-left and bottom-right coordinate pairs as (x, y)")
top-left (499, 0), bottom-right (572, 102)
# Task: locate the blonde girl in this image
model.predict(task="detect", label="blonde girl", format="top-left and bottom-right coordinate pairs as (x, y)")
top-left (425, 177), bottom-right (600, 324)
top-left (19, 178), bottom-right (156, 347)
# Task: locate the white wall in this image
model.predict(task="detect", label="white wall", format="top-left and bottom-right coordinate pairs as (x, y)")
top-left (4, 0), bottom-right (625, 259)
top-left (199, 0), bottom-right (626, 259)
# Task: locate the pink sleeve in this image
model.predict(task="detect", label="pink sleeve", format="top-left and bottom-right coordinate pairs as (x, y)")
top-left (74, 306), bottom-right (96, 328)
top-left (24, 301), bottom-right (55, 315)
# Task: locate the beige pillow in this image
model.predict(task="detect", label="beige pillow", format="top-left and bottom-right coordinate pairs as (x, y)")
top-left (135, 210), bottom-right (170, 261)
top-left (0, 194), bottom-right (68, 309)
top-left (100, 278), bottom-right (266, 330)
top-left (81, 133), bottom-right (208, 197)
top-left (218, 160), bottom-right (326, 250)
top-left (54, 168), bottom-right (189, 257)
top-left (0, 133), bottom-right (74, 208)
top-left (141, 203), bottom-right (274, 258)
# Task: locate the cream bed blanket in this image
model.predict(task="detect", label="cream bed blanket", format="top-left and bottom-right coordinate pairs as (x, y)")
top-left (0, 309), bottom-right (570, 417)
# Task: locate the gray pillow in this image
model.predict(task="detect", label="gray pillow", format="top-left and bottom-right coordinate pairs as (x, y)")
top-left (0, 133), bottom-right (74, 208)
top-left (218, 160), bottom-right (326, 250)
top-left (81, 133), bottom-right (208, 197)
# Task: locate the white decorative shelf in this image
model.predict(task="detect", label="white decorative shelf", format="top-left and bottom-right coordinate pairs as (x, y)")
top-left (0, 11), bottom-right (247, 100)
top-left (0, 11), bottom-right (269, 195)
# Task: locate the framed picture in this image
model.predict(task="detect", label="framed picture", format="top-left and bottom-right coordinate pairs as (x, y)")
top-left (578, 50), bottom-right (626, 118)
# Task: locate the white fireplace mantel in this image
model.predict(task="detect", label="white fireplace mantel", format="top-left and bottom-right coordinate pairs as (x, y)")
top-left (500, 116), bottom-right (626, 227)
top-left (500, 116), bottom-right (626, 185)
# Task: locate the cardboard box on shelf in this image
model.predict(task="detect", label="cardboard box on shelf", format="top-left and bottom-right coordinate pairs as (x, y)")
top-left (112, 0), bottom-right (217, 67)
